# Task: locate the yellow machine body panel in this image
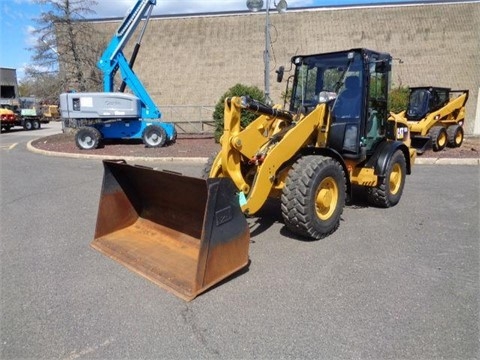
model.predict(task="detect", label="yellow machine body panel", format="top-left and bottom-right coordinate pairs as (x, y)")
top-left (407, 91), bottom-right (468, 135)
top-left (41, 105), bottom-right (60, 119)
top-left (391, 88), bottom-right (468, 153)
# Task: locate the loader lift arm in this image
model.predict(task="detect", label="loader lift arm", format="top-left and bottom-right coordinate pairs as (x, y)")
top-left (215, 96), bottom-right (330, 215)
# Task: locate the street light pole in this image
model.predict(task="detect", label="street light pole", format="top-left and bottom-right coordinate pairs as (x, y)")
top-left (264, 3), bottom-right (271, 104)
top-left (247, 0), bottom-right (287, 105)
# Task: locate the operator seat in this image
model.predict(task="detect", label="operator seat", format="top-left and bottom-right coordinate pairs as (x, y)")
top-left (329, 75), bottom-right (362, 156)
top-left (334, 76), bottom-right (361, 120)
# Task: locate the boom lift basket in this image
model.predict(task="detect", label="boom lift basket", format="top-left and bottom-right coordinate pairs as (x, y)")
top-left (91, 160), bottom-right (250, 301)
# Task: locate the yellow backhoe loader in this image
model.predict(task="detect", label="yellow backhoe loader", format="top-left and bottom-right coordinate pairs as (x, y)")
top-left (390, 87), bottom-right (469, 154)
top-left (91, 48), bottom-right (416, 300)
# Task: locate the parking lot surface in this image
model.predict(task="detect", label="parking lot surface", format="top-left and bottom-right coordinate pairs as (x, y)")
top-left (1, 131), bottom-right (479, 359)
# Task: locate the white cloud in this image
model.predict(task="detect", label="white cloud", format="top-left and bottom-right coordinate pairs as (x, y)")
top-left (25, 25), bottom-right (38, 47)
top-left (15, 64), bottom-right (27, 79)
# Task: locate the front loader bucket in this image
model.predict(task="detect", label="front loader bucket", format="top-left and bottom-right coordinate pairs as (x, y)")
top-left (91, 160), bottom-right (250, 301)
top-left (411, 136), bottom-right (431, 155)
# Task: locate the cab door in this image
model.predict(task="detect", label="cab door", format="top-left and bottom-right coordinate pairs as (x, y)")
top-left (364, 54), bottom-right (391, 153)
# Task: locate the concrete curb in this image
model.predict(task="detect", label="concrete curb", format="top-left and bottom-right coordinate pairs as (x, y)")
top-left (27, 140), bottom-right (479, 165)
top-left (414, 157), bottom-right (479, 165)
top-left (26, 140), bottom-right (209, 163)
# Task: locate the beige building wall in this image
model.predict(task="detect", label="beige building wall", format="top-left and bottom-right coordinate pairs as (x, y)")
top-left (90, 1), bottom-right (480, 134)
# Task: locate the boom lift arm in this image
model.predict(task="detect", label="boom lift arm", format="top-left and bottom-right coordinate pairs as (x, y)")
top-left (59, 0), bottom-right (176, 150)
top-left (98, 0), bottom-right (160, 119)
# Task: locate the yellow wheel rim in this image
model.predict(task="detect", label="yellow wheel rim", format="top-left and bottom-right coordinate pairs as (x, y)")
top-left (438, 131), bottom-right (447, 147)
top-left (389, 163), bottom-right (402, 195)
top-left (315, 177), bottom-right (339, 221)
top-left (455, 130), bottom-right (463, 146)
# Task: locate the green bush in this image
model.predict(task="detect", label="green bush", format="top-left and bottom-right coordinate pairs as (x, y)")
top-left (388, 84), bottom-right (410, 114)
top-left (213, 83), bottom-right (265, 142)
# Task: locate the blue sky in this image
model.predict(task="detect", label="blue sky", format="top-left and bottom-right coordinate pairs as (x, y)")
top-left (1, 0), bottom-right (441, 80)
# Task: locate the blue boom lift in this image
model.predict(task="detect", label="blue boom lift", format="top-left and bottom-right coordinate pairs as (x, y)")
top-left (59, 0), bottom-right (176, 150)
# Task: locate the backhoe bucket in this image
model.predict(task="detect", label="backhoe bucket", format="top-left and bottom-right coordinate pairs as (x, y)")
top-left (91, 160), bottom-right (250, 301)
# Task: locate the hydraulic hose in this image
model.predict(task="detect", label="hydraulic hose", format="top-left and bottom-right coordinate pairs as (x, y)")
top-left (239, 96), bottom-right (294, 122)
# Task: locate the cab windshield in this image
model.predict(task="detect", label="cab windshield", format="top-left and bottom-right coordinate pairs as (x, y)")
top-left (290, 52), bottom-right (364, 118)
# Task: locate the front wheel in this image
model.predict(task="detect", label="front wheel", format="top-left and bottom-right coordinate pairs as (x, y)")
top-left (202, 153), bottom-right (222, 179)
top-left (429, 126), bottom-right (447, 152)
top-left (281, 156), bottom-right (346, 240)
top-left (367, 149), bottom-right (406, 208)
top-left (24, 120), bottom-right (33, 130)
top-left (142, 125), bottom-right (166, 148)
top-left (75, 127), bottom-right (101, 150)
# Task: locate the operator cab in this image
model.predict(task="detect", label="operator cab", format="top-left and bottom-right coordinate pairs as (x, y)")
top-left (406, 87), bottom-right (450, 121)
top-left (289, 48), bottom-right (391, 157)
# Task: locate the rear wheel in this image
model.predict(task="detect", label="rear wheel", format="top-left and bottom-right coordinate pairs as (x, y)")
top-left (429, 126), bottom-right (447, 151)
top-left (446, 125), bottom-right (463, 148)
top-left (75, 127), bottom-right (101, 150)
top-left (281, 156), bottom-right (346, 240)
top-left (32, 119), bottom-right (41, 130)
top-left (367, 149), bottom-right (406, 208)
top-left (142, 125), bottom-right (166, 148)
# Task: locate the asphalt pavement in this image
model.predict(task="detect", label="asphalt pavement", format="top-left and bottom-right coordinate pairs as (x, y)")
top-left (1, 124), bottom-right (479, 359)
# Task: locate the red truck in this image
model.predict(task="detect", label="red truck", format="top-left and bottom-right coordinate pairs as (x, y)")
top-left (1, 107), bottom-right (41, 131)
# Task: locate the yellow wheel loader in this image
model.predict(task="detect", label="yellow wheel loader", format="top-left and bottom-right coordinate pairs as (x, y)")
top-left (390, 87), bottom-right (469, 154)
top-left (91, 48), bottom-right (415, 300)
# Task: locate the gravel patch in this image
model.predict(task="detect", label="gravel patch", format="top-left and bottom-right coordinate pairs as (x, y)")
top-left (30, 132), bottom-right (479, 159)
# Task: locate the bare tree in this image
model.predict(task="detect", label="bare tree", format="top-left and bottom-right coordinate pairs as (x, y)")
top-left (19, 73), bottom-right (63, 104)
top-left (27, 0), bottom-right (105, 95)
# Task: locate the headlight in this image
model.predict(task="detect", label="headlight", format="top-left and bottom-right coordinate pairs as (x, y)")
top-left (294, 57), bottom-right (303, 65)
top-left (318, 91), bottom-right (337, 103)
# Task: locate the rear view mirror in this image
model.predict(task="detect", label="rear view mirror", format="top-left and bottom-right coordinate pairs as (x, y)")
top-left (276, 66), bottom-right (285, 82)
top-left (375, 60), bottom-right (391, 73)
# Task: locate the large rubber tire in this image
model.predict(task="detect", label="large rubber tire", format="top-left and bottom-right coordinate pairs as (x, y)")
top-left (429, 126), bottom-right (447, 152)
top-left (446, 125), bottom-right (463, 148)
top-left (167, 127), bottom-right (178, 145)
top-left (281, 156), bottom-right (346, 240)
top-left (142, 125), bottom-right (166, 148)
top-left (367, 149), bottom-right (406, 208)
top-left (24, 120), bottom-right (33, 131)
top-left (75, 127), bottom-right (101, 150)
top-left (32, 119), bottom-right (41, 130)
top-left (202, 153), bottom-right (218, 179)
